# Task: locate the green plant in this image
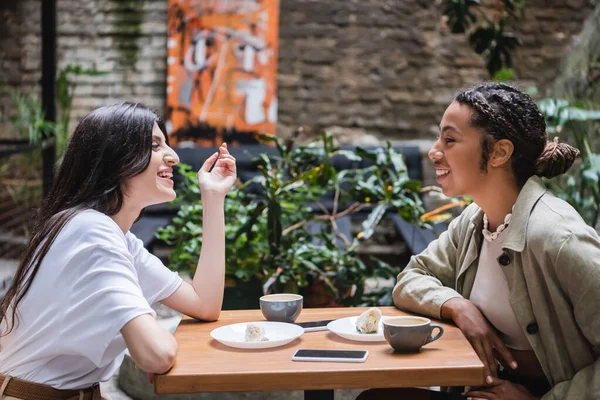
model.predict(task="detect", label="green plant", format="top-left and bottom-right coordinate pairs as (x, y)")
top-left (55, 65), bottom-right (108, 158)
top-left (2, 93), bottom-right (47, 219)
top-left (158, 133), bottom-right (427, 306)
top-left (7, 92), bottom-right (55, 145)
top-left (443, 0), bottom-right (525, 77)
top-left (538, 98), bottom-right (600, 228)
top-left (1, 65), bottom-right (107, 222)
top-left (110, 0), bottom-right (145, 67)
top-left (6, 65), bottom-right (107, 161)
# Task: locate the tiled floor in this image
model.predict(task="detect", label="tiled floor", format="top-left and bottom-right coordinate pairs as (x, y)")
top-left (101, 372), bottom-right (134, 400)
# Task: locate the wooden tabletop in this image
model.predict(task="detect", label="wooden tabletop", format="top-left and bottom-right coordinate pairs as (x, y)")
top-left (155, 306), bottom-right (485, 394)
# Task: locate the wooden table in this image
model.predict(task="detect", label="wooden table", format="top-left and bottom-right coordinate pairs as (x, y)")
top-left (155, 307), bottom-right (485, 399)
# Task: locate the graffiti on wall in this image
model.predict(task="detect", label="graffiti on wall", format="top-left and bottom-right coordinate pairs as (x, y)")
top-left (166, 0), bottom-right (279, 145)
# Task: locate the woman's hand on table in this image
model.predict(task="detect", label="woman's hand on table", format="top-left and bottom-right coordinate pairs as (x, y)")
top-left (197, 143), bottom-right (237, 198)
top-left (441, 298), bottom-right (517, 383)
top-left (463, 377), bottom-right (539, 400)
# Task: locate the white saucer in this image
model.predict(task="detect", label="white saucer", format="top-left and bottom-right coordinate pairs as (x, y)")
top-left (210, 321), bottom-right (304, 349)
top-left (327, 316), bottom-right (390, 342)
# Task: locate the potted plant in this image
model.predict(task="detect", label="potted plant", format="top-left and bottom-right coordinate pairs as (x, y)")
top-left (157, 133), bottom-right (428, 308)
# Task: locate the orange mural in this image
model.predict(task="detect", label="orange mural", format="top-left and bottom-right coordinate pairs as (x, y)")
top-left (166, 0), bottom-right (279, 146)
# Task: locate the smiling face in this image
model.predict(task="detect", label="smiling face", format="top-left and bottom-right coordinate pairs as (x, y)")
top-left (123, 122), bottom-right (180, 208)
top-left (428, 101), bottom-right (490, 198)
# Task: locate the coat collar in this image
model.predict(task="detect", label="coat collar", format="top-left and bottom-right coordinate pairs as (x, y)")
top-left (468, 176), bottom-right (547, 253)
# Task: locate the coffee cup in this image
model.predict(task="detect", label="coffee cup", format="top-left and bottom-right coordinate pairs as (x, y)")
top-left (259, 294), bottom-right (303, 323)
top-left (383, 316), bottom-right (444, 352)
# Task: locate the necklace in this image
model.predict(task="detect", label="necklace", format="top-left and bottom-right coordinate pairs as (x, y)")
top-left (482, 211), bottom-right (512, 242)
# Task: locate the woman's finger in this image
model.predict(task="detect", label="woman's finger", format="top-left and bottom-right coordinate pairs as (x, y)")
top-left (218, 154), bottom-right (236, 162)
top-left (219, 142), bottom-right (230, 155)
top-left (494, 338), bottom-right (518, 370)
top-left (482, 339), bottom-right (498, 379)
top-left (214, 161), bottom-right (237, 177)
top-left (486, 377), bottom-right (507, 386)
top-left (216, 158), bottom-right (236, 169)
top-left (464, 394), bottom-right (493, 400)
top-left (472, 341), bottom-right (493, 384)
top-left (464, 388), bottom-right (495, 399)
top-left (200, 152), bottom-right (219, 172)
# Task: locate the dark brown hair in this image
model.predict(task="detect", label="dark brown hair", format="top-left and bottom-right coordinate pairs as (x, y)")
top-left (0, 102), bottom-right (168, 335)
top-left (454, 82), bottom-right (580, 187)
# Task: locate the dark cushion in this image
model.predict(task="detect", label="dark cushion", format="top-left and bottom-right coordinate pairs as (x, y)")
top-left (130, 215), bottom-right (174, 248)
top-left (389, 214), bottom-right (448, 255)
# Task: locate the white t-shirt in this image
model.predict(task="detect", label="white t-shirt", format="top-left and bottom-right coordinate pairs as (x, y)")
top-left (0, 209), bottom-right (182, 389)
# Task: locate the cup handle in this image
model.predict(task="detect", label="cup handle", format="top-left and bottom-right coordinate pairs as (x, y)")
top-left (425, 324), bottom-right (444, 344)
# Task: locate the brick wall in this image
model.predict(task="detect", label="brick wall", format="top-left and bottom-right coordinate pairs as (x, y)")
top-left (0, 0), bottom-right (594, 142)
top-left (0, 0), bottom-right (43, 136)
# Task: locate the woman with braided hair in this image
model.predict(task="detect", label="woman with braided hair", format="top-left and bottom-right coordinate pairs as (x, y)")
top-left (358, 82), bottom-right (599, 400)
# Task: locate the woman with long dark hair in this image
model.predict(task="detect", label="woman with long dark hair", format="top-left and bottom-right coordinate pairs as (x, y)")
top-left (0, 102), bottom-right (236, 399)
top-left (358, 82), bottom-right (599, 399)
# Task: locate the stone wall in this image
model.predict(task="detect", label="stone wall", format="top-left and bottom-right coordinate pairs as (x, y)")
top-left (0, 0), bottom-right (594, 142)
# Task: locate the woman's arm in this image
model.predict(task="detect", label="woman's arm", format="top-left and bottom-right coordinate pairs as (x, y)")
top-left (540, 231), bottom-right (600, 400)
top-left (122, 314), bottom-right (178, 373)
top-left (161, 144), bottom-right (236, 321)
top-left (392, 210), bottom-right (467, 319)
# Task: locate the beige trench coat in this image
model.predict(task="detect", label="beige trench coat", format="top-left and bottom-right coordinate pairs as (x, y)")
top-left (393, 176), bottom-right (600, 399)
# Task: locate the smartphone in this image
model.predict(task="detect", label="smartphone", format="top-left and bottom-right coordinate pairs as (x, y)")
top-left (294, 320), bottom-right (334, 332)
top-left (291, 349), bottom-right (369, 363)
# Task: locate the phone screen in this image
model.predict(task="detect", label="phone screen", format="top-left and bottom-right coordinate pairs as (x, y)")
top-left (294, 349), bottom-right (367, 359)
top-left (295, 320), bottom-right (334, 329)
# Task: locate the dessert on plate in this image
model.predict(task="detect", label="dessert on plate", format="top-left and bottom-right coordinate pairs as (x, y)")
top-left (244, 323), bottom-right (269, 342)
top-left (355, 307), bottom-right (382, 334)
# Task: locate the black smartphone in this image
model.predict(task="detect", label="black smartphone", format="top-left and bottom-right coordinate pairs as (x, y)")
top-left (292, 349), bottom-right (368, 363)
top-left (294, 320), bottom-right (334, 332)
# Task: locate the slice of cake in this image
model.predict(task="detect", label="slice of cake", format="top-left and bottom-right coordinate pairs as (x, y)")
top-left (244, 323), bottom-right (269, 342)
top-left (356, 307), bottom-right (382, 334)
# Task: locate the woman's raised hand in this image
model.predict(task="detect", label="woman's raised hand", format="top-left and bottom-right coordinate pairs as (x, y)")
top-left (463, 377), bottom-right (539, 400)
top-left (442, 298), bottom-right (518, 385)
top-left (197, 143), bottom-right (237, 197)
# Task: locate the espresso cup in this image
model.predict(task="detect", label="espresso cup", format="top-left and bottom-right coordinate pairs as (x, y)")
top-left (383, 316), bottom-right (444, 352)
top-left (259, 294), bottom-right (303, 323)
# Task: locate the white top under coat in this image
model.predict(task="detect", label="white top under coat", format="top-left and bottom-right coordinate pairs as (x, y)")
top-left (470, 228), bottom-right (532, 350)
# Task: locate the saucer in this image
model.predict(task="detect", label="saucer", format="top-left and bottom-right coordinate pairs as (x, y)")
top-left (327, 316), bottom-right (391, 342)
top-left (210, 321), bottom-right (304, 349)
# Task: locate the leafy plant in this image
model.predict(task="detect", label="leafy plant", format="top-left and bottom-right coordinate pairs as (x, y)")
top-left (158, 133), bottom-right (427, 306)
top-left (443, 0), bottom-right (526, 77)
top-left (2, 93), bottom-right (48, 223)
top-left (7, 92), bottom-right (55, 145)
top-left (492, 68), bottom-right (515, 82)
top-left (5, 65), bottom-right (107, 161)
top-left (469, 22), bottom-right (519, 77)
top-left (444, 0), bottom-right (479, 34)
top-left (55, 65), bottom-right (108, 158)
top-left (538, 98), bottom-right (600, 228)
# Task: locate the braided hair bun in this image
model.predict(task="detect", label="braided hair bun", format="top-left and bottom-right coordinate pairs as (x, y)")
top-left (535, 136), bottom-right (580, 179)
